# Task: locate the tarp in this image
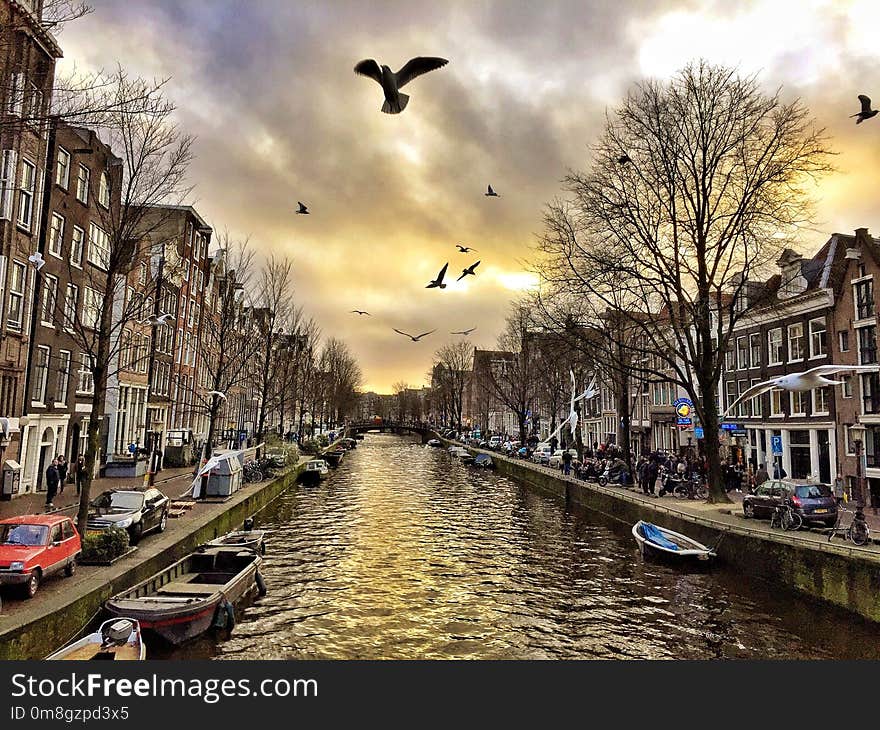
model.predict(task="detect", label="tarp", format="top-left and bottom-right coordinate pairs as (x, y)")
top-left (640, 523), bottom-right (679, 551)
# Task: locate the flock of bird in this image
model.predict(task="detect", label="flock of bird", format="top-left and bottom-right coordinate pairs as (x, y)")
top-left (294, 56), bottom-right (495, 344)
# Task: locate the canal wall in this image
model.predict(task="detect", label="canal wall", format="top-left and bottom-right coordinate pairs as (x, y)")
top-left (0, 463), bottom-right (306, 660)
top-left (479, 449), bottom-right (880, 624)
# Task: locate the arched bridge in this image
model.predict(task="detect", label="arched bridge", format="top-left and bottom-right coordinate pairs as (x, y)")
top-left (345, 422), bottom-right (439, 443)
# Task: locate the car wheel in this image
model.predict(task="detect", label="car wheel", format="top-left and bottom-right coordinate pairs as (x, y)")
top-left (743, 502), bottom-right (755, 519)
top-left (23, 570), bottom-right (40, 599)
top-left (158, 510), bottom-right (168, 533)
top-left (129, 522), bottom-right (144, 545)
top-left (65, 559), bottom-right (77, 577)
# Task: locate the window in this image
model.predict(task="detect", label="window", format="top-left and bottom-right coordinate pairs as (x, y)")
top-left (855, 279), bottom-right (874, 320)
top-left (736, 336), bottom-right (748, 369)
top-left (31, 346), bottom-right (49, 404)
top-left (7, 261), bottom-right (25, 329)
top-left (98, 172), bottom-right (110, 208)
top-left (862, 372), bottom-right (880, 414)
top-left (770, 387), bottom-right (784, 416)
top-left (48, 213), bottom-right (64, 257)
top-left (76, 164), bottom-right (90, 204)
top-left (859, 326), bottom-right (877, 365)
top-left (813, 387), bottom-right (830, 415)
top-left (842, 375), bottom-right (853, 399)
top-left (749, 333), bottom-right (761, 368)
top-left (40, 274), bottom-right (57, 326)
top-left (188, 299), bottom-right (196, 328)
top-left (77, 353), bottom-right (94, 394)
top-left (183, 261), bottom-right (189, 282)
top-left (17, 159), bottom-right (36, 229)
top-left (138, 262), bottom-right (147, 286)
top-left (82, 287), bottom-right (101, 329)
top-left (55, 147), bottom-right (70, 188)
top-left (87, 222), bottom-right (109, 269)
top-left (840, 330), bottom-right (850, 353)
top-left (25, 81), bottom-right (42, 126)
top-left (788, 323), bottom-right (803, 361)
top-left (809, 317), bottom-right (827, 358)
top-left (768, 328), bottom-right (784, 365)
top-left (56, 350), bottom-right (70, 404)
top-left (737, 379), bottom-right (749, 417)
top-left (63, 283), bottom-right (78, 330)
top-left (790, 390), bottom-right (807, 416)
top-left (0, 149), bottom-right (17, 220)
top-left (726, 381), bottom-right (737, 413)
top-left (724, 346), bottom-right (735, 372)
top-left (7, 72), bottom-right (23, 116)
top-left (750, 378), bottom-right (762, 417)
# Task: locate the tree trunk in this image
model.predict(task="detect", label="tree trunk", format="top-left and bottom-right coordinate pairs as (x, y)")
top-left (700, 377), bottom-right (727, 503)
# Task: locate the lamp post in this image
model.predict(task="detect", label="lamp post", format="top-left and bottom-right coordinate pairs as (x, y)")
top-left (850, 423), bottom-right (868, 508)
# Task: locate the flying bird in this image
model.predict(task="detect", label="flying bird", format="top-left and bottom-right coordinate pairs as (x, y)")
top-left (457, 260), bottom-right (480, 281)
top-left (723, 364), bottom-right (879, 418)
top-left (207, 390), bottom-right (227, 401)
top-left (546, 370), bottom-right (580, 444)
top-left (484, 185), bottom-right (500, 197)
top-left (451, 327), bottom-right (477, 336)
top-left (350, 310), bottom-right (371, 316)
top-left (27, 252), bottom-right (45, 271)
top-left (456, 245), bottom-right (477, 253)
top-left (617, 154), bottom-right (631, 164)
top-left (354, 56), bottom-right (449, 114)
top-left (144, 313), bottom-right (173, 327)
top-left (295, 202), bottom-right (309, 214)
top-left (574, 375), bottom-right (598, 403)
top-left (393, 328), bottom-right (436, 342)
top-left (851, 95), bottom-right (879, 124)
top-left (426, 262), bottom-right (449, 289)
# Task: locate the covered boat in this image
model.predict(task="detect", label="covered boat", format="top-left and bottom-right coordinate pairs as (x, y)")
top-left (472, 453), bottom-right (494, 468)
top-left (206, 529), bottom-right (266, 554)
top-left (631, 521), bottom-right (716, 563)
top-left (105, 546), bottom-right (263, 645)
top-left (47, 618), bottom-right (146, 660)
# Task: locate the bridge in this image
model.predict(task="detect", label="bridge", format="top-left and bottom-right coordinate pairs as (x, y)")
top-left (345, 422), bottom-right (439, 443)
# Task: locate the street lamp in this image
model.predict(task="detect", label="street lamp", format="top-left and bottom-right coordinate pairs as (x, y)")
top-left (849, 423), bottom-right (868, 508)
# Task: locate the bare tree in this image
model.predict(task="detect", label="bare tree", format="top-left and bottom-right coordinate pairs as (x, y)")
top-left (432, 341), bottom-right (472, 430)
top-left (320, 338), bottom-right (363, 425)
top-left (537, 61), bottom-right (834, 501)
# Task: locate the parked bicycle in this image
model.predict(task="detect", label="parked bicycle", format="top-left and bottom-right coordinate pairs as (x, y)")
top-left (673, 474), bottom-right (707, 500)
top-left (827, 505), bottom-right (870, 546)
top-left (770, 500), bottom-right (803, 531)
top-left (242, 461), bottom-right (264, 484)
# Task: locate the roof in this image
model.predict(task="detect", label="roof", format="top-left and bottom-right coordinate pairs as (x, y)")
top-left (143, 204), bottom-right (212, 233)
top-left (0, 514), bottom-right (71, 526)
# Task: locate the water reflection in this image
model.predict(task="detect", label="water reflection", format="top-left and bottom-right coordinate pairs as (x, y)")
top-left (164, 433), bottom-right (880, 660)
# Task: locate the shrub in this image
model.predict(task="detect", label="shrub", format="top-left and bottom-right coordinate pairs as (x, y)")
top-left (81, 528), bottom-right (131, 564)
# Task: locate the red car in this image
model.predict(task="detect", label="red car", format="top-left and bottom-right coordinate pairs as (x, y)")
top-left (0, 514), bottom-right (81, 598)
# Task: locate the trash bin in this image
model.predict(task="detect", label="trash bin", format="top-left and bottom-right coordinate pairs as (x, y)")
top-left (1, 460), bottom-right (21, 501)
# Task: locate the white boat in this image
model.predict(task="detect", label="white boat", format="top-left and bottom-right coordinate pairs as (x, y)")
top-left (631, 520), bottom-right (716, 563)
top-left (206, 529), bottom-right (267, 554)
top-left (47, 618), bottom-right (146, 660)
top-left (302, 459), bottom-right (330, 481)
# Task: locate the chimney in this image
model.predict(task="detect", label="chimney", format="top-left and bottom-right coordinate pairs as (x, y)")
top-left (847, 228), bottom-right (871, 260)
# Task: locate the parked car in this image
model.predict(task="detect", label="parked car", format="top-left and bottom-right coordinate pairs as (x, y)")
top-left (549, 449), bottom-right (579, 469)
top-left (532, 444), bottom-right (553, 464)
top-left (87, 488), bottom-right (169, 544)
top-left (488, 435), bottom-right (503, 450)
top-left (0, 515), bottom-right (81, 598)
top-left (742, 479), bottom-right (837, 527)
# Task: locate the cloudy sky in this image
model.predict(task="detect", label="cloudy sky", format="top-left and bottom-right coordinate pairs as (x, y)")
top-left (56, 0), bottom-right (880, 392)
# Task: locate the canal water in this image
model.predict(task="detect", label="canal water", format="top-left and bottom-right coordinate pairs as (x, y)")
top-left (165, 433), bottom-right (880, 659)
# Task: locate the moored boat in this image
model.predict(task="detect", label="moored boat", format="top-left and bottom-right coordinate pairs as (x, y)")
top-left (322, 450), bottom-right (344, 467)
top-left (472, 453), bottom-right (494, 468)
top-left (427, 438), bottom-right (442, 447)
top-left (206, 529), bottom-right (267, 554)
top-left (105, 545), bottom-right (263, 646)
top-left (631, 520), bottom-right (716, 563)
top-left (47, 618), bottom-right (146, 660)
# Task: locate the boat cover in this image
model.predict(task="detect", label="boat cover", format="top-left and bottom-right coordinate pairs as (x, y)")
top-left (640, 523), bottom-right (679, 551)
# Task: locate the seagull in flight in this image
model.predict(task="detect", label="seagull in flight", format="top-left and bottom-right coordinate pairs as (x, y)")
top-left (456, 245), bottom-right (477, 253)
top-left (208, 390), bottom-right (227, 401)
top-left (354, 56), bottom-right (448, 114)
top-left (144, 313), bottom-right (173, 327)
top-left (547, 370), bottom-right (580, 444)
top-left (27, 252), bottom-right (45, 271)
top-left (484, 184), bottom-right (500, 197)
top-left (451, 327), bottom-right (477, 336)
top-left (350, 310), bottom-right (371, 316)
top-left (851, 95), bottom-right (879, 124)
top-left (393, 328), bottom-right (436, 342)
top-left (573, 375), bottom-right (598, 403)
top-left (723, 364), bottom-right (878, 418)
top-left (457, 260), bottom-right (480, 281)
top-left (295, 202), bottom-right (309, 214)
top-left (426, 263), bottom-right (449, 289)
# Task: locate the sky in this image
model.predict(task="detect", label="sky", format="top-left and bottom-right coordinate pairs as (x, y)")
top-left (55, 0), bottom-right (880, 392)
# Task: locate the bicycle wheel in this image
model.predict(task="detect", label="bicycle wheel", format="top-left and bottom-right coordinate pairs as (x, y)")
top-left (850, 521), bottom-right (870, 546)
top-left (673, 484), bottom-right (689, 499)
top-left (782, 510), bottom-right (802, 531)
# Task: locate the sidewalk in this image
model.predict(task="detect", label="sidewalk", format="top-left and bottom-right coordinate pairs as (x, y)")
top-left (0, 466), bottom-right (196, 520)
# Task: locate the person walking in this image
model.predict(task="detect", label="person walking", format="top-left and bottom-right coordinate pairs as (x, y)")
top-left (56, 454), bottom-right (68, 494)
top-left (45, 457), bottom-right (60, 510)
top-left (755, 463), bottom-right (769, 488)
top-left (562, 449), bottom-right (573, 476)
top-left (74, 454), bottom-right (86, 495)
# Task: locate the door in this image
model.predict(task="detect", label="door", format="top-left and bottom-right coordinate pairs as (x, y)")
top-left (45, 523), bottom-right (63, 574)
top-left (143, 490), bottom-right (160, 531)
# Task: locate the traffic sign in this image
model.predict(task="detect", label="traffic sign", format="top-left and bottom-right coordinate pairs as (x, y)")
top-left (694, 426), bottom-right (704, 439)
top-left (771, 435), bottom-right (783, 454)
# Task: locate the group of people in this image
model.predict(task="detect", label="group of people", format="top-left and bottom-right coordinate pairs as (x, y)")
top-left (634, 452), bottom-right (706, 498)
top-left (44, 454), bottom-right (86, 510)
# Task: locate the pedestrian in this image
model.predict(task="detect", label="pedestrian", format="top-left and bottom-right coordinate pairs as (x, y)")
top-left (834, 473), bottom-right (845, 506)
top-left (549, 435), bottom-right (558, 453)
top-left (755, 462), bottom-right (769, 488)
top-left (646, 456), bottom-right (659, 496)
top-left (45, 457), bottom-right (60, 510)
top-left (773, 462), bottom-right (787, 479)
top-left (56, 454), bottom-right (68, 493)
top-left (75, 454), bottom-right (86, 495)
top-left (562, 449), bottom-right (573, 476)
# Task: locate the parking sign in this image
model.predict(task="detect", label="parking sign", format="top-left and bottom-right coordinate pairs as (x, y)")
top-left (771, 435), bottom-right (783, 454)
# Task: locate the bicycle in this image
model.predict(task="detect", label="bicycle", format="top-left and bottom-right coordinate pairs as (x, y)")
top-left (770, 500), bottom-right (803, 531)
top-left (827, 506), bottom-right (871, 546)
top-left (242, 462), bottom-right (264, 484)
top-left (673, 475), bottom-right (707, 500)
